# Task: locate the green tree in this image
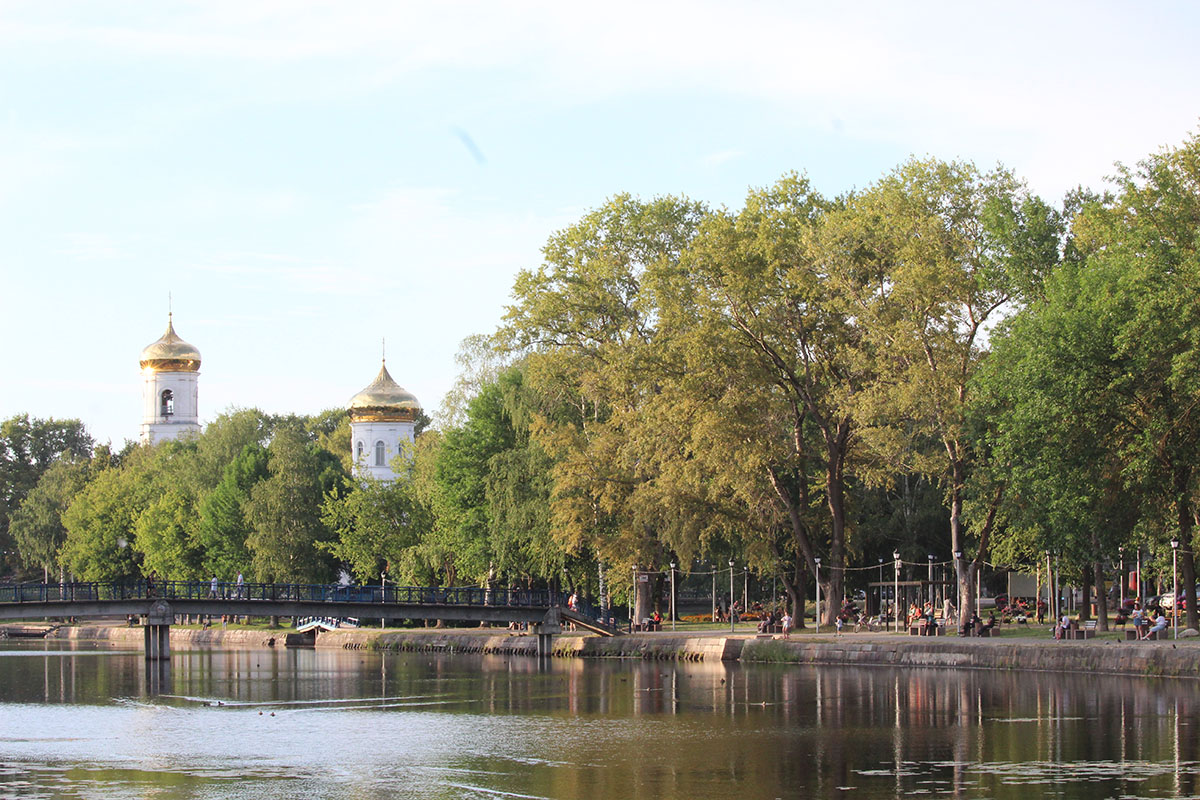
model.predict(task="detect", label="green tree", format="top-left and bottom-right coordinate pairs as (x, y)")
top-left (244, 423), bottom-right (346, 582)
top-left (195, 443), bottom-right (268, 580)
top-left (818, 158), bottom-right (1062, 625)
top-left (9, 456), bottom-right (94, 579)
top-left (500, 194), bottom-right (708, 617)
top-left (321, 455), bottom-right (431, 584)
top-left (679, 174), bottom-right (868, 623)
top-left (60, 464), bottom-right (144, 581)
top-left (0, 415), bottom-right (92, 574)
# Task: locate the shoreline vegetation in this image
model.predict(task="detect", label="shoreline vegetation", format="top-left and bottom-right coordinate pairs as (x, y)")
top-left (10, 622), bottom-right (1200, 680)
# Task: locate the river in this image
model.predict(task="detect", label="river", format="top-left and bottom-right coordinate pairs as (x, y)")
top-left (1, 640), bottom-right (1196, 798)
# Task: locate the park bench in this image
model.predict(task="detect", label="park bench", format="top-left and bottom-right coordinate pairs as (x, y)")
top-left (909, 620), bottom-right (941, 636)
top-left (1072, 620), bottom-right (1097, 640)
top-left (1125, 627), bottom-right (1167, 641)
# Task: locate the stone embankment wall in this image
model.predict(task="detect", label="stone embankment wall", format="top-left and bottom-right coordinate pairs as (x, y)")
top-left (47, 625), bottom-right (282, 648)
top-left (27, 625), bottom-right (1200, 679)
top-left (735, 638), bottom-right (1200, 679)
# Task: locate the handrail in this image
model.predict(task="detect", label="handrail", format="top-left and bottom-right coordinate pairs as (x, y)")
top-left (0, 581), bottom-right (569, 609)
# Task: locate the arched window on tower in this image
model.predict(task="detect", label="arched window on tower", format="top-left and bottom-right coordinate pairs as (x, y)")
top-left (375, 440), bottom-right (385, 467)
top-left (160, 389), bottom-right (174, 417)
top-left (356, 441), bottom-right (364, 460)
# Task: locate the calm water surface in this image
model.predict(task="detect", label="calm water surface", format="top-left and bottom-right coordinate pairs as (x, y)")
top-left (1, 640), bottom-right (1198, 798)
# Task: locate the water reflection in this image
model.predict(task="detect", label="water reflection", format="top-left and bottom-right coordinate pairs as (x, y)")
top-left (1, 641), bottom-right (1198, 798)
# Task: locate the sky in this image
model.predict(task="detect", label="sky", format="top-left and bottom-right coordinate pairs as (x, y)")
top-left (2, 1), bottom-right (1198, 446)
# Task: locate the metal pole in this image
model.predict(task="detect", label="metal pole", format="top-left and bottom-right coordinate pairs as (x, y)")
top-left (711, 565), bottom-right (716, 624)
top-left (893, 551), bottom-right (901, 634)
top-left (815, 558), bottom-right (821, 634)
top-left (1172, 538), bottom-right (1180, 640)
top-left (1045, 551), bottom-right (1052, 619)
top-left (927, 555), bottom-right (934, 609)
top-left (1119, 546), bottom-right (1125, 611)
top-left (878, 558), bottom-right (883, 616)
top-left (729, 560), bottom-right (735, 633)
top-left (631, 565), bottom-right (636, 628)
top-left (670, 562), bottom-right (676, 632)
top-left (1138, 548), bottom-right (1143, 605)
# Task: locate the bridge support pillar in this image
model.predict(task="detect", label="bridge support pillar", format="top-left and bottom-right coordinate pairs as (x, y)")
top-left (144, 600), bottom-right (173, 662)
top-left (144, 624), bottom-right (171, 661)
top-left (533, 607), bottom-right (562, 660)
top-left (536, 632), bottom-right (553, 658)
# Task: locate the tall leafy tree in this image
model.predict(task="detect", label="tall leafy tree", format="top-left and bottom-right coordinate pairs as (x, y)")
top-left (679, 174), bottom-right (866, 623)
top-left (500, 194), bottom-right (707, 617)
top-left (244, 422), bottom-right (346, 582)
top-left (195, 443), bottom-right (269, 580)
top-left (9, 456), bottom-right (95, 579)
top-left (0, 415), bottom-right (92, 574)
top-left (60, 463), bottom-right (145, 581)
top-left (818, 158), bottom-right (1062, 624)
top-left (321, 457), bottom-right (431, 585)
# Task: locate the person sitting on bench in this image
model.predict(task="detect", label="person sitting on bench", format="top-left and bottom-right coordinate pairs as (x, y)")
top-left (1142, 612), bottom-right (1168, 640)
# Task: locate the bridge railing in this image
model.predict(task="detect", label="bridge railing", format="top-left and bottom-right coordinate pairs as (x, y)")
top-left (0, 581), bottom-right (569, 609)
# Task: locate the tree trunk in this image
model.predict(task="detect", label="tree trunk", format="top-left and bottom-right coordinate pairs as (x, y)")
top-left (1177, 469), bottom-right (1197, 631)
top-left (1093, 560), bottom-right (1109, 631)
top-left (633, 568), bottom-right (653, 625)
top-left (823, 424), bottom-right (849, 625)
top-left (1079, 568), bottom-right (1092, 622)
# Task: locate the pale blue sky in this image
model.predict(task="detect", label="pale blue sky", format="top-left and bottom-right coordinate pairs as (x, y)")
top-left (2, 1), bottom-right (1198, 445)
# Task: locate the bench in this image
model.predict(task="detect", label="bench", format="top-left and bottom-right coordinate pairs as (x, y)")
top-left (1126, 627), bottom-right (1167, 641)
top-left (1073, 620), bottom-right (1097, 640)
top-left (909, 621), bottom-right (941, 636)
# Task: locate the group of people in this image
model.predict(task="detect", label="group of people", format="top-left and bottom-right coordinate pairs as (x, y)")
top-left (206, 572), bottom-right (246, 599)
top-left (1128, 601), bottom-right (1169, 640)
top-left (755, 608), bottom-right (793, 637)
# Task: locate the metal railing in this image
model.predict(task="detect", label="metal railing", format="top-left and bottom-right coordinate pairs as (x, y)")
top-left (0, 581), bottom-right (571, 609)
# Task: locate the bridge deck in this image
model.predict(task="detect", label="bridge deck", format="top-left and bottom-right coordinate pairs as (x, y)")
top-left (0, 581), bottom-right (621, 636)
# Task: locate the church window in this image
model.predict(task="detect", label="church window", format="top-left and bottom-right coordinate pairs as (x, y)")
top-left (374, 441), bottom-right (385, 466)
top-left (356, 441), bottom-right (364, 459)
top-left (160, 389), bottom-right (174, 417)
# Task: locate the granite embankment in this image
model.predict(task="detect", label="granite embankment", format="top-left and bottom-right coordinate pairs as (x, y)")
top-left (30, 625), bottom-right (1200, 679)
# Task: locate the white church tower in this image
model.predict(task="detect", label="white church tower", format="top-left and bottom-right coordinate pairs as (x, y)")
top-left (140, 313), bottom-right (202, 444)
top-left (348, 359), bottom-right (421, 482)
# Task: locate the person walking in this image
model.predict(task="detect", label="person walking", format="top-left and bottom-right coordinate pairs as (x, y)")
top-left (236, 572), bottom-right (245, 599)
top-left (209, 575), bottom-right (218, 599)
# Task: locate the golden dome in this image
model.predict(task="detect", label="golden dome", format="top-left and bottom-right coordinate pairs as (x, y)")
top-left (349, 361), bottom-right (420, 422)
top-left (140, 314), bottom-right (201, 372)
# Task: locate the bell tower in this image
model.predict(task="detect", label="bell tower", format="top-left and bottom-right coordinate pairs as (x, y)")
top-left (348, 358), bottom-right (420, 482)
top-left (140, 313), bottom-right (202, 444)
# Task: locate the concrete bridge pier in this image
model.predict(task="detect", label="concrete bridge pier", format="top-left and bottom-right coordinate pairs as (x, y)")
top-left (144, 600), bottom-right (173, 662)
top-left (534, 607), bottom-right (562, 660)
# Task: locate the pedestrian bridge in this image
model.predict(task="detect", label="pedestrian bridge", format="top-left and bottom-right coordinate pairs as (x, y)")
top-left (0, 580), bottom-right (622, 658)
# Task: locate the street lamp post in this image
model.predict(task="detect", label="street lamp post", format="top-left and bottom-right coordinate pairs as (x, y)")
top-left (728, 560), bottom-right (735, 633)
top-left (1045, 550), bottom-right (1052, 620)
top-left (711, 564), bottom-right (716, 623)
top-left (928, 554), bottom-right (934, 609)
top-left (954, 550), bottom-right (964, 633)
top-left (1172, 538), bottom-right (1180, 640)
top-left (1118, 546), bottom-right (1125, 611)
top-left (878, 558), bottom-right (883, 616)
top-left (815, 558), bottom-right (821, 634)
top-left (893, 550), bottom-right (901, 634)
top-left (670, 562), bottom-right (676, 632)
